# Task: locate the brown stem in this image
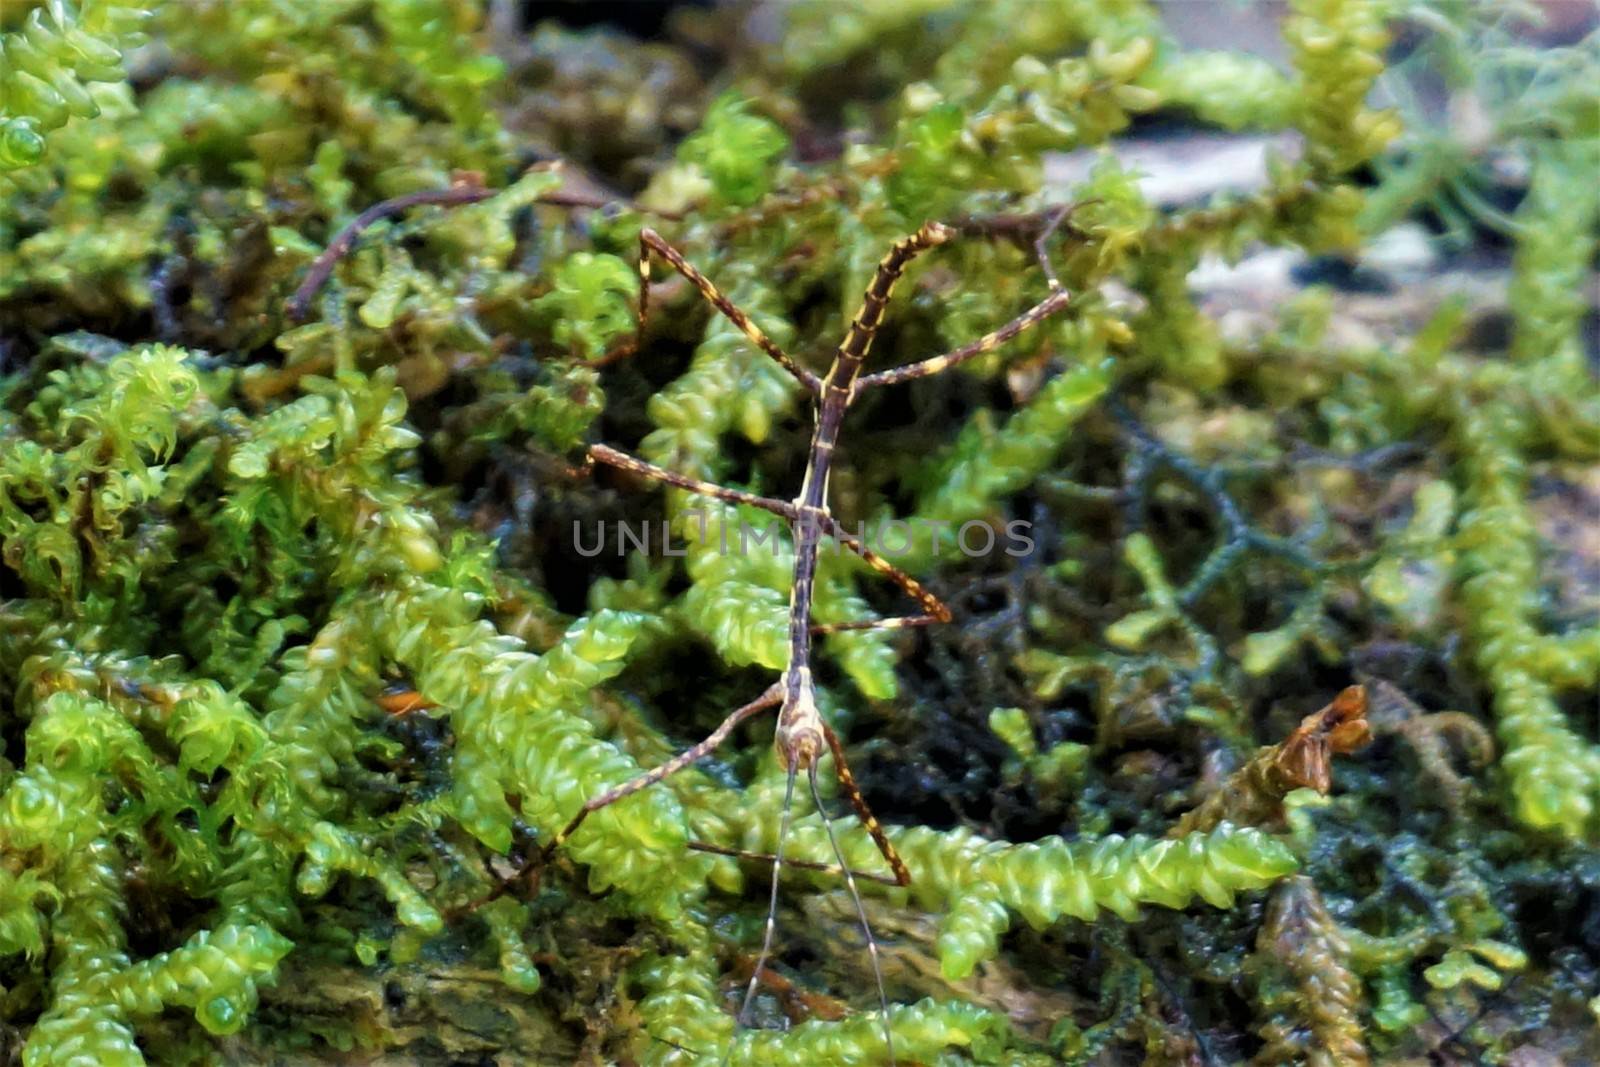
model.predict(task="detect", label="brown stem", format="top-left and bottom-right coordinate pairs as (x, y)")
top-left (287, 178), bottom-right (496, 322)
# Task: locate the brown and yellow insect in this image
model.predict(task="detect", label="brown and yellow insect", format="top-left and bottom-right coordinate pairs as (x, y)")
top-left (551, 215), bottom-right (1080, 1063)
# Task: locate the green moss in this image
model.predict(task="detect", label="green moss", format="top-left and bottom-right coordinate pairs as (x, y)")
top-left (0, 0), bottom-right (148, 171)
top-left (2, 2), bottom-right (1597, 1063)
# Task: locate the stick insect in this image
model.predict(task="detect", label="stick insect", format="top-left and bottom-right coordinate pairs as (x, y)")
top-left (287, 178), bottom-right (1080, 1059)
top-left (553, 214), bottom-right (1081, 1063)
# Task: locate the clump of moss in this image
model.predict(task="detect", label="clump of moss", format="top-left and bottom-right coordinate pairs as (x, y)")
top-left (2, 2), bottom-right (1596, 1064)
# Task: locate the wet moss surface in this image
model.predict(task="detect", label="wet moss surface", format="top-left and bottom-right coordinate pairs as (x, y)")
top-left (1, 2), bottom-right (1596, 1064)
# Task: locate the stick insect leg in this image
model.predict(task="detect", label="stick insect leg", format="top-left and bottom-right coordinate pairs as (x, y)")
top-left (849, 202), bottom-right (1089, 390)
top-left (588, 450), bottom-right (946, 635)
top-left (855, 285), bottom-right (1075, 389)
top-left (592, 229), bottom-right (821, 394)
top-left (586, 444), bottom-right (799, 522)
top-left (823, 209), bottom-right (1080, 394)
top-left (950, 200), bottom-right (1096, 290)
top-left (810, 616), bottom-right (945, 635)
top-left (1030, 205), bottom-right (1073, 291)
top-left (821, 724), bottom-right (911, 887)
top-left (546, 682), bottom-right (782, 858)
top-left (811, 615), bottom-right (943, 635)
top-left (834, 221), bottom-right (960, 371)
top-left (808, 515), bottom-right (951, 636)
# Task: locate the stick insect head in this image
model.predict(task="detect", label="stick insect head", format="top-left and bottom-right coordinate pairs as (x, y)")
top-left (774, 682), bottom-right (826, 772)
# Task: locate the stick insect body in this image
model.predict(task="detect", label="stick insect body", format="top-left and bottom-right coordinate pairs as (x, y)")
top-left (558, 219), bottom-right (1077, 1063)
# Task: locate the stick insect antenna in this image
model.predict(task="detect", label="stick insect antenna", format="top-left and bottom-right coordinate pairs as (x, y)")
top-left (809, 760), bottom-right (896, 1067)
top-left (727, 759), bottom-right (801, 1067)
